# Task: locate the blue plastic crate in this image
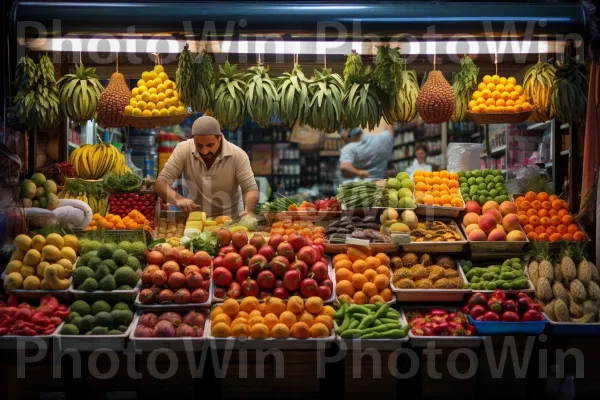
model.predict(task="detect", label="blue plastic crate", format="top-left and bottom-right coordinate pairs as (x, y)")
top-left (544, 313), bottom-right (600, 336)
top-left (468, 315), bottom-right (547, 335)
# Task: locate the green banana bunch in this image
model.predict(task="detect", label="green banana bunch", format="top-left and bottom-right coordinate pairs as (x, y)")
top-left (523, 61), bottom-right (555, 122)
top-left (213, 61), bottom-right (247, 129)
top-left (387, 56), bottom-right (419, 123)
top-left (57, 63), bottom-right (104, 126)
top-left (14, 55), bottom-right (60, 130)
top-left (276, 63), bottom-right (310, 126)
top-left (375, 46), bottom-right (402, 123)
top-left (341, 52), bottom-right (383, 130)
top-left (244, 65), bottom-right (278, 127)
top-left (176, 44), bottom-right (194, 110)
top-left (549, 55), bottom-right (587, 125)
top-left (15, 56), bottom-right (36, 92)
top-left (451, 55), bottom-right (479, 122)
top-left (306, 68), bottom-right (344, 133)
top-left (192, 50), bottom-right (214, 112)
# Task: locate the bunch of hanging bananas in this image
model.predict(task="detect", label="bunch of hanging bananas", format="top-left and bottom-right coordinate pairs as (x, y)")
top-left (392, 65), bottom-right (420, 123)
top-left (451, 56), bottom-right (479, 122)
top-left (58, 190), bottom-right (108, 214)
top-left (341, 52), bottom-right (383, 130)
top-left (523, 61), bottom-right (556, 122)
top-left (244, 65), bottom-right (279, 127)
top-left (213, 61), bottom-right (247, 129)
top-left (306, 68), bottom-right (344, 132)
top-left (68, 142), bottom-right (128, 179)
top-left (549, 55), bottom-right (587, 125)
top-left (57, 62), bottom-right (104, 126)
top-left (176, 45), bottom-right (213, 113)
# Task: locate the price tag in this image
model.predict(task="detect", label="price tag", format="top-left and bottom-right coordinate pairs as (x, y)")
top-left (391, 233), bottom-right (411, 244)
top-left (345, 237), bottom-right (370, 247)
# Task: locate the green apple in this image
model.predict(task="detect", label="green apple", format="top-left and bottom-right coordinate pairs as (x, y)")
top-left (396, 172), bottom-right (410, 181)
top-left (400, 179), bottom-right (414, 191)
top-left (386, 178), bottom-right (402, 190)
top-left (399, 196), bottom-right (415, 208)
top-left (398, 188), bottom-right (413, 198)
top-left (388, 194), bottom-right (398, 207)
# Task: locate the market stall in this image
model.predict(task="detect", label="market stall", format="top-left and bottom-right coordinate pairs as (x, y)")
top-left (1, 0), bottom-right (599, 399)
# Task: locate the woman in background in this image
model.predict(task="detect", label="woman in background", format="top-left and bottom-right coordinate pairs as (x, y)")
top-left (405, 143), bottom-right (434, 176)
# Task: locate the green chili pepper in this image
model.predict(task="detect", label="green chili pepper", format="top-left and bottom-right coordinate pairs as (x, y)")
top-left (349, 320), bottom-right (359, 329)
top-left (340, 329), bottom-right (362, 339)
top-left (336, 314), bottom-right (350, 334)
top-left (346, 305), bottom-right (372, 315)
top-left (357, 315), bottom-right (375, 330)
top-left (380, 318), bottom-right (399, 325)
top-left (333, 303), bottom-right (349, 320)
top-left (373, 304), bottom-right (390, 319)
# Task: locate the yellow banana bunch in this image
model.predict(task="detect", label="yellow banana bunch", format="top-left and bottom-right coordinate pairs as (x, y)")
top-left (68, 142), bottom-right (126, 179)
top-left (523, 61), bottom-right (555, 123)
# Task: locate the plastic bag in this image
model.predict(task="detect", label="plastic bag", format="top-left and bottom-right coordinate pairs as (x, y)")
top-left (446, 143), bottom-right (484, 172)
top-left (508, 165), bottom-right (552, 195)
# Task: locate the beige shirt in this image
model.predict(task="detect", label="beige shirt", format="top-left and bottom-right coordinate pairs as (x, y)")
top-left (157, 138), bottom-right (258, 218)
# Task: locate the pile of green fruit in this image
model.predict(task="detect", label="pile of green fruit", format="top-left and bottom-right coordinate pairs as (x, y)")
top-left (461, 258), bottom-right (529, 290)
top-left (457, 170), bottom-right (509, 207)
top-left (384, 172), bottom-right (415, 208)
top-left (21, 173), bottom-right (59, 210)
top-left (60, 300), bottom-right (134, 335)
top-left (334, 301), bottom-right (410, 339)
top-left (72, 239), bottom-right (143, 292)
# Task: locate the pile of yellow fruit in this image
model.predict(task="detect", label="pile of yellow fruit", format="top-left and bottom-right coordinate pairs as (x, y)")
top-left (124, 65), bottom-right (188, 117)
top-left (469, 75), bottom-right (532, 113)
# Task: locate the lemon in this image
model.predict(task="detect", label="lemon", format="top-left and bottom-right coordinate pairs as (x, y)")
top-left (168, 106), bottom-right (178, 116)
top-left (150, 93), bottom-right (159, 103)
top-left (153, 78), bottom-right (162, 87)
top-left (157, 93), bottom-right (166, 102)
top-left (163, 98), bottom-right (171, 108)
top-left (176, 106), bottom-right (187, 115)
top-left (124, 105), bottom-right (134, 115)
top-left (158, 72), bottom-right (168, 81)
top-left (137, 100), bottom-right (147, 110)
top-left (159, 108), bottom-right (169, 116)
top-left (151, 109), bottom-right (160, 116)
top-left (132, 108), bottom-right (142, 116)
top-left (148, 71), bottom-right (157, 80)
top-left (170, 98), bottom-right (179, 107)
top-left (172, 90), bottom-right (178, 98)
top-left (154, 65), bottom-right (165, 73)
top-left (132, 88), bottom-right (139, 96)
top-left (138, 85), bottom-right (148, 94)
top-left (146, 102), bottom-right (156, 111)
top-left (141, 71), bottom-right (151, 81)
top-left (135, 94), bottom-right (142, 102)
top-left (141, 92), bottom-right (151, 102)
top-left (164, 80), bottom-right (174, 90)
top-left (156, 84), bottom-right (166, 93)
top-left (148, 87), bottom-right (157, 95)
top-left (165, 88), bottom-right (174, 98)
top-left (142, 109), bottom-right (152, 117)
top-left (156, 101), bottom-right (165, 110)
top-left (129, 98), bottom-right (137, 107)
top-left (145, 80), bottom-right (154, 88)
top-left (137, 79), bottom-right (145, 87)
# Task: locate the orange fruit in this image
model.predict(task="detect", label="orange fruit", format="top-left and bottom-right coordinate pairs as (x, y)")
top-left (376, 265), bottom-right (391, 278)
top-left (527, 232), bottom-right (538, 241)
top-left (347, 247), bottom-right (368, 262)
top-left (537, 209), bottom-right (549, 218)
top-left (338, 294), bottom-right (353, 304)
top-left (529, 216), bottom-right (540, 227)
top-left (380, 288), bottom-right (393, 302)
top-left (567, 224), bottom-right (579, 234)
top-left (523, 224), bottom-right (534, 234)
top-left (322, 305), bottom-right (335, 317)
top-left (352, 259), bottom-right (368, 274)
top-left (362, 282), bottom-right (378, 297)
top-left (375, 253), bottom-right (390, 266)
top-left (525, 191), bottom-right (537, 202)
top-left (518, 215), bottom-right (529, 226)
top-left (562, 233), bottom-right (574, 241)
top-left (549, 195), bottom-right (559, 202)
top-left (222, 298), bottom-right (240, 317)
top-left (270, 323), bottom-right (290, 338)
top-left (249, 310), bottom-right (262, 318)
top-left (279, 311), bottom-right (297, 329)
top-left (540, 217), bottom-right (551, 228)
top-left (351, 273), bottom-right (368, 290)
top-left (541, 201), bottom-right (552, 210)
top-left (298, 311), bottom-right (315, 327)
top-left (333, 254), bottom-right (349, 265)
top-left (549, 209), bottom-right (558, 217)
top-left (537, 192), bottom-right (549, 202)
top-left (334, 259), bottom-right (352, 271)
top-left (365, 256), bottom-right (381, 270)
top-left (305, 296), bottom-right (323, 314)
top-left (573, 231), bottom-right (586, 241)
top-left (263, 313), bottom-right (279, 330)
top-left (364, 269), bottom-right (378, 282)
top-left (335, 280), bottom-right (355, 297)
top-left (353, 291), bottom-right (368, 304)
top-left (231, 317), bottom-right (248, 328)
top-left (211, 322), bottom-right (231, 337)
top-left (551, 200), bottom-right (563, 210)
top-left (287, 295), bottom-right (305, 314)
top-left (374, 274), bottom-right (390, 291)
top-left (369, 295), bottom-right (385, 304)
top-left (336, 268), bottom-right (353, 282)
top-left (250, 323), bottom-right (270, 339)
top-left (240, 296), bottom-right (259, 313)
top-left (310, 322), bottom-right (330, 338)
top-left (517, 211), bottom-right (527, 216)
top-left (557, 209), bottom-right (569, 218)
top-left (546, 226), bottom-right (556, 236)
top-left (557, 225), bottom-right (568, 235)
top-left (538, 233), bottom-right (549, 242)
top-left (550, 216), bottom-right (561, 227)
top-left (549, 233), bottom-right (563, 243)
top-left (519, 201), bottom-right (531, 211)
top-left (211, 306), bottom-right (224, 320)
top-left (231, 323), bottom-right (250, 338)
top-left (531, 200), bottom-right (542, 210)
top-left (248, 315), bottom-right (264, 327)
top-left (314, 315), bottom-right (333, 331)
top-left (527, 209), bottom-right (538, 218)
top-left (266, 297), bottom-right (285, 316)
top-left (213, 313), bottom-right (232, 326)
top-left (534, 226), bottom-right (546, 235)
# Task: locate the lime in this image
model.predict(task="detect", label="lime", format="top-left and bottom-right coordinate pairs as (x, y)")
top-left (479, 197), bottom-right (486, 206)
top-left (471, 195), bottom-right (478, 203)
top-left (500, 189), bottom-right (508, 196)
top-left (483, 169), bottom-right (492, 177)
top-left (463, 196), bottom-right (471, 202)
top-left (494, 176), bottom-right (504, 184)
top-left (458, 171), bottom-right (465, 178)
top-left (487, 182), bottom-right (496, 190)
top-left (459, 177), bottom-right (467, 184)
top-left (467, 177), bottom-right (476, 185)
top-left (485, 175), bottom-right (494, 183)
top-left (465, 171), bottom-right (473, 179)
top-left (479, 189), bottom-right (488, 197)
top-left (478, 183), bottom-right (487, 190)
top-left (469, 189), bottom-right (478, 197)
top-left (489, 189), bottom-right (499, 198)
top-left (475, 177), bottom-right (484, 184)
top-left (495, 182), bottom-right (504, 190)
top-left (492, 170), bottom-right (502, 176)
top-left (472, 170), bottom-right (482, 177)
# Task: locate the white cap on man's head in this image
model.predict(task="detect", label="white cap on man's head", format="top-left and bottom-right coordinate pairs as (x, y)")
top-left (192, 116), bottom-right (222, 136)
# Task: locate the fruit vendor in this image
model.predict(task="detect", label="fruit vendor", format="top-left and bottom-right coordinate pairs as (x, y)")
top-left (405, 143), bottom-right (433, 177)
top-left (155, 116), bottom-right (259, 217)
top-left (338, 126), bottom-right (394, 181)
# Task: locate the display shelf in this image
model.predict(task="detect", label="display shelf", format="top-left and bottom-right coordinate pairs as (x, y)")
top-left (68, 141), bottom-right (79, 149)
top-left (527, 121), bottom-right (552, 131)
top-left (560, 123), bottom-right (570, 130)
top-left (560, 150), bottom-right (571, 156)
top-left (490, 145), bottom-right (506, 155)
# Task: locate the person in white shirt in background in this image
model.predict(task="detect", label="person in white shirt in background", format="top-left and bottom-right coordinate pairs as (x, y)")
top-left (405, 143), bottom-right (433, 177)
top-left (338, 126), bottom-right (394, 182)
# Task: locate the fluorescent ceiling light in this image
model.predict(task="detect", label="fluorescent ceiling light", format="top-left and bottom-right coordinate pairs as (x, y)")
top-left (24, 37), bottom-right (567, 55)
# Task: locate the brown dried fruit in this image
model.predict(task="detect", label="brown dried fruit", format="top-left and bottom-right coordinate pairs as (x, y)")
top-left (417, 70), bottom-right (455, 124)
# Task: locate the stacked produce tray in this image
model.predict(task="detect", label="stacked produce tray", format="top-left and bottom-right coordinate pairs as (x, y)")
top-left (391, 265), bottom-right (470, 302)
top-left (70, 280), bottom-right (142, 302)
top-left (458, 260), bottom-right (535, 294)
top-left (468, 315), bottom-right (547, 335)
top-left (54, 321), bottom-right (134, 351)
top-left (459, 223), bottom-right (530, 253)
top-left (402, 220), bottom-right (468, 253)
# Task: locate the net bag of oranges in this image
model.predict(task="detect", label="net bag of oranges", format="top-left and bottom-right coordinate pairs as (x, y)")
top-left (466, 74), bottom-right (533, 124)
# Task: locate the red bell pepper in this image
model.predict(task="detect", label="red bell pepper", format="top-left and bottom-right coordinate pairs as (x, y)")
top-left (42, 327), bottom-right (56, 335)
top-left (53, 308), bottom-right (70, 320)
top-left (32, 313), bottom-right (51, 327)
top-left (492, 289), bottom-right (506, 302)
top-left (38, 295), bottom-right (59, 316)
top-left (21, 327), bottom-right (37, 336)
top-left (49, 316), bottom-right (62, 326)
top-left (0, 327), bottom-right (8, 336)
top-left (465, 325), bottom-right (477, 335)
top-left (429, 309), bottom-right (448, 317)
top-left (0, 306), bottom-right (18, 317)
top-left (14, 308), bottom-right (33, 321)
top-left (522, 309), bottom-right (544, 321)
top-left (432, 322), bottom-right (449, 334)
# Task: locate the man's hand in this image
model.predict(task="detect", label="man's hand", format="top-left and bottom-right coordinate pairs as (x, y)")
top-left (176, 198), bottom-right (196, 213)
top-left (359, 170), bottom-right (369, 178)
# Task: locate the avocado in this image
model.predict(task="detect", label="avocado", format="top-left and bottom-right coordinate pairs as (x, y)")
top-left (79, 315), bottom-right (94, 333)
top-left (91, 300), bottom-right (111, 315)
top-left (114, 266), bottom-right (140, 287)
top-left (102, 259), bottom-right (119, 273)
top-left (79, 277), bottom-right (98, 292)
top-left (98, 275), bottom-right (117, 291)
top-left (93, 265), bottom-right (110, 281)
top-left (70, 300), bottom-right (91, 317)
top-left (112, 302), bottom-right (130, 311)
top-left (87, 256), bottom-right (103, 271)
top-left (72, 267), bottom-right (95, 286)
top-left (111, 249), bottom-right (129, 266)
top-left (92, 311), bottom-right (113, 329)
top-left (66, 311), bottom-right (81, 323)
top-left (110, 309), bottom-right (133, 327)
top-left (97, 245), bottom-right (113, 260)
top-left (90, 326), bottom-right (109, 335)
top-left (60, 324), bottom-right (79, 335)
top-left (118, 240), bottom-right (132, 253)
top-left (126, 256), bottom-right (141, 271)
top-left (129, 241), bottom-right (146, 260)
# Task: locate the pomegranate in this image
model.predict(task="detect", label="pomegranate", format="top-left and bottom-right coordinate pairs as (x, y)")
top-left (154, 320), bottom-right (176, 337)
top-left (268, 234), bottom-right (284, 250)
top-left (227, 281), bottom-right (242, 299)
top-left (183, 265), bottom-right (201, 276)
top-left (191, 288), bottom-right (209, 303)
top-left (223, 252), bottom-right (243, 271)
top-left (186, 271), bottom-right (204, 288)
top-left (248, 254), bottom-right (268, 274)
top-left (259, 290), bottom-right (270, 299)
top-left (257, 270), bottom-right (276, 289)
top-left (276, 242), bottom-right (295, 262)
top-left (153, 242), bottom-right (172, 254)
top-left (216, 228), bottom-right (232, 247)
top-left (142, 265), bottom-right (159, 284)
top-left (163, 249), bottom-right (180, 263)
top-left (199, 266), bottom-right (211, 280)
top-left (258, 245), bottom-right (275, 261)
top-left (213, 255), bottom-right (224, 268)
top-left (297, 246), bottom-right (318, 266)
top-left (249, 235), bottom-right (266, 249)
top-left (310, 261), bottom-right (328, 281)
top-left (290, 260), bottom-right (309, 279)
top-left (146, 250), bottom-right (164, 266)
top-left (219, 245), bottom-right (237, 255)
top-left (283, 269), bottom-right (300, 292)
top-left (317, 285), bottom-right (332, 301)
top-left (273, 287), bottom-right (289, 299)
top-left (193, 251), bottom-right (212, 267)
top-left (134, 325), bottom-right (154, 337)
top-left (161, 261), bottom-right (180, 277)
top-left (158, 289), bottom-right (175, 303)
top-left (150, 270), bottom-right (168, 286)
top-left (268, 256), bottom-right (290, 277)
top-left (214, 287), bottom-right (226, 299)
top-left (213, 267), bottom-right (233, 287)
top-left (139, 288), bottom-right (155, 304)
top-left (236, 266), bottom-right (252, 283)
top-left (194, 327), bottom-right (204, 337)
top-left (158, 312), bottom-right (183, 325)
top-left (174, 288), bottom-right (191, 304)
top-left (231, 230), bottom-right (248, 250)
top-left (199, 279), bottom-right (210, 291)
top-left (179, 249), bottom-right (194, 266)
top-left (288, 233), bottom-right (308, 252)
top-left (138, 313), bottom-right (158, 328)
top-left (175, 325), bottom-right (196, 337)
top-left (167, 272), bottom-right (186, 289)
top-left (239, 244), bottom-right (257, 263)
